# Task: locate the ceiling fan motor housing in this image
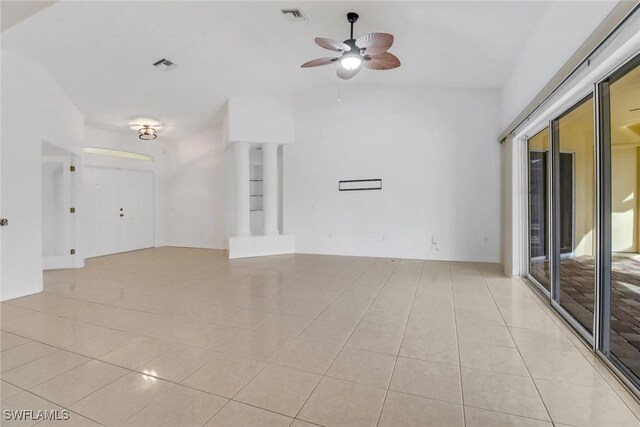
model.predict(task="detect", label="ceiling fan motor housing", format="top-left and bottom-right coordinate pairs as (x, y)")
top-left (343, 39), bottom-right (360, 51)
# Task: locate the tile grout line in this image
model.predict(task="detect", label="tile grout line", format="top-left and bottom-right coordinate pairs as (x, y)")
top-left (478, 266), bottom-right (555, 425)
top-left (290, 259), bottom-right (399, 424)
top-left (232, 261), bottom-right (376, 381)
top-left (3, 305), bottom-right (302, 422)
top-left (13, 253), bottom-right (640, 425)
top-left (218, 258), bottom-right (379, 423)
top-left (374, 259), bottom-right (426, 427)
top-left (292, 259), bottom-right (396, 419)
top-left (2, 331), bottom-right (552, 426)
top-left (277, 260), bottom-right (360, 319)
top-left (64, 258), bottom-right (346, 426)
top-left (0, 263), bottom-right (513, 419)
top-left (179, 259), bottom-right (377, 425)
top-left (4, 290), bottom-right (332, 360)
top-left (226, 260), bottom-right (362, 422)
top-left (11, 258), bottom-right (322, 325)
top-left (517, 275), bottom-right (640, 423)
top-left (450, 263), bottom-right (468, 427)
top-left (4, 378), bottom-right (112, 426)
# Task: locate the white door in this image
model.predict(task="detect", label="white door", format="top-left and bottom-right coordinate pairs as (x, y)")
top-left (42, 156), bottom-right (74, 269)
top-left (83, 167), bottom-right (119, 258)
top-left (117, 169), bottom-right (154, 253)
top-left (83, 167), bottom-right (154, 258)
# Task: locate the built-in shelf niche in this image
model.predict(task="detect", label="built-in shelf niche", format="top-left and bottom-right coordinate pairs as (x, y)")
top-left (249, 165), bottom-right (263, 212)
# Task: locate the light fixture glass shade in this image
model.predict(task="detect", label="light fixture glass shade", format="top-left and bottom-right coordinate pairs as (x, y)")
top-left (138, 125), bottom-right (157, 141)
top-left (340, 55), bottom-right (362, 70)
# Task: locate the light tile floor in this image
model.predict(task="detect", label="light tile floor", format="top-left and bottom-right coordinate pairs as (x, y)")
top-left (0, 247), bottom-right (639, 426)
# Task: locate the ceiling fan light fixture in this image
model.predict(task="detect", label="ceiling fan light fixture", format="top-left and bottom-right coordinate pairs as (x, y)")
top-left (138, 125), bottom-right (157, 141)
top-left (340, 55), bottom-right (362, 70)
top-left (301, 12), bottom-right (399, 80)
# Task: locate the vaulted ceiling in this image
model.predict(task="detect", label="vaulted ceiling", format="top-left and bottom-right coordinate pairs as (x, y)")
top-left (0, 1), bottom-right (615, 139)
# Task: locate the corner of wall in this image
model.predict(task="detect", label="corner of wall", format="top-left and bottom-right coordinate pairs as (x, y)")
top-left (1, 49), bottom-right (84, 301)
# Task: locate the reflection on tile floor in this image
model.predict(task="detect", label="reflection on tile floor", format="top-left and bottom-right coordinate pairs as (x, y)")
top-left (1, 247), bottom-right (639, 426)
top-left (531, 255), bottom-right (640, 375)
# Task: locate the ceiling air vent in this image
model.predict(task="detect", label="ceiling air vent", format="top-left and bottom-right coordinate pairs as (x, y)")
top-left (281, 8), bottom-right (307, 21)
top-left (153, 58), bottom-right (177, 71)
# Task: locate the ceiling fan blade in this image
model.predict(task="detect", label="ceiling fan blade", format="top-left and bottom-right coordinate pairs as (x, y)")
top-left (301, 57), bottom-right (339, 68)
top-left (337, 65), bottom-right (361, 80)
top-left (315, 37), bottom-right (350, 52)
top-left (356, 33), bottom-right (394, 54)
top-left (364, 52), bottom-right (401, 70)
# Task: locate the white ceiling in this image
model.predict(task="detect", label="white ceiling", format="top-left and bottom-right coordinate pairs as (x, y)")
top-left (0, 1), bottom-right (55, 32)
top-left (2, 1), bottom-right (593, 139)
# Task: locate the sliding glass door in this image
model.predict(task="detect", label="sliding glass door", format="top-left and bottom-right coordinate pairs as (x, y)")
top-left (552, 95), bottom-right (596, 336)
top-left (598, 54), bottom-right (640, 383)
top-left (528, 128), bottom-right (551, 292)
top-left (525, 53), bottom-right (640, 389)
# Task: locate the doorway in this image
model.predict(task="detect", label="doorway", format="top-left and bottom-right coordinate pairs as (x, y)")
top-left (598, 53), bottom-right (640, 385)
top-left (527, 131), bottom-right (576, 294)
top-left (552, 95), bottom-right (596, 337)
top-left (42, 142), bottom-right (77, 269)
top-left (83, 166), bottom-right (155, 258)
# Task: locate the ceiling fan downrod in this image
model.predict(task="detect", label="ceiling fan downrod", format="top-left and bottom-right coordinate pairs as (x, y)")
top-left (347, 12), bottom-right (359, 40)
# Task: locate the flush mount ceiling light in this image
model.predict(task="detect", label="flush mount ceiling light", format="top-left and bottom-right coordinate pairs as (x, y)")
top-left (129, 119), bottom-right (162, 141)
top-left (301, 12), bottom-right (400, 80)
top-left (138, 125), bottom-right (157, 140)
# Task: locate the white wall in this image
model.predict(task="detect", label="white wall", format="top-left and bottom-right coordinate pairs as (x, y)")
top-left (285, 85), bottom-right (501, 262)
top-left (500, 1), bottom-right (617, 130)
top-left (1, 50), bottom-right (84, 301)
top-left (228, 96), bottom-right (294, 145)
top-left (164, 126), bottom-right (227, 249)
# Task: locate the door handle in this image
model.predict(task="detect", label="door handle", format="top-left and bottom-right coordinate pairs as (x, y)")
top-left (0, 218), bottom-right (7, 226)
top-left (120, 214), bottom-right (124, 217)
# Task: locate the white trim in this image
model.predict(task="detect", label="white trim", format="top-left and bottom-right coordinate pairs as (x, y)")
top-left (83, 147), bottom-right (153, 161)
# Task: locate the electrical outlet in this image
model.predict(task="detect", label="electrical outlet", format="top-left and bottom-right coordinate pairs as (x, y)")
top-left (431, 235), bottom-right (440, 252)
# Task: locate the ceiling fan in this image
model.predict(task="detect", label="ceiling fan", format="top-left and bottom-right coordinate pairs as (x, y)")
top-left (301, 12), bottom-right (400, 80)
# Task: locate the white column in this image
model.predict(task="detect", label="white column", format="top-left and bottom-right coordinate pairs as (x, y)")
top-left (234, 142), bottom-right (251, 236)
top-left (262, 143), bottom-right (279, 236)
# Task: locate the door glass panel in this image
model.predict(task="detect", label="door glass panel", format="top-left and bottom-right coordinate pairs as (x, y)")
top-left (528, 128), bottom-right (551, 291)
top-left (608, 59), bottom-right (640, 378)
top-left (556, 96), bottom-right (596, 334)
